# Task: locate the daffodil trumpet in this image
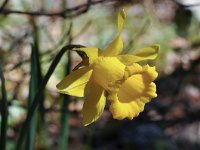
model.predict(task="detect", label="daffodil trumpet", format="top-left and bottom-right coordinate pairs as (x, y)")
top-left (57, 10), bottom-right (159, 126)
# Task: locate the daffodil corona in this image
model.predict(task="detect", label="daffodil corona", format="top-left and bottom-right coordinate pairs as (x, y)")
top-left (57, 10), bottom-right (159, 126)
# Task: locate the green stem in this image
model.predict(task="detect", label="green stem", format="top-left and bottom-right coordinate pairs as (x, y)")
top-left (0, 65), bottom-right (8, 150)
top-left (26, 43), bottom-right (41, 150)
top-left (59, 95), bottom-right (70, 150)
top-left (84, 125), bottom-right (96, 150)
top-left (25, 18), bottom-right (42, 150)
top-left (59, 51), bottom-right (71, 150)
top-left (15, 44), bottom-right (84, 150)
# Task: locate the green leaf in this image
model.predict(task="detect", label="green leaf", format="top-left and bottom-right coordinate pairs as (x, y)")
top-left (25, 43), bottom-right (42, 150)
top-left (16, 44), bottom-right (85, 150)
top-left (0, 64), bottom-right (8, 150)
top-left (59, 51), bottom-right (71, 150)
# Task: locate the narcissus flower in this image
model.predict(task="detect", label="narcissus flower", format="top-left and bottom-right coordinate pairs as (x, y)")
top-left (57, 10), bottom-right (159, 126)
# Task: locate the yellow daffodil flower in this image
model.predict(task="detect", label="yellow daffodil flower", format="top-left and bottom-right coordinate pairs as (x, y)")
top-left (56, 10), bottom-right (159, 126)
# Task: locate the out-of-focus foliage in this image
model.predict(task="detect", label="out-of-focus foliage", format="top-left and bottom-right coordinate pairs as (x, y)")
top-left (1, 0), bottom-right (200, 149)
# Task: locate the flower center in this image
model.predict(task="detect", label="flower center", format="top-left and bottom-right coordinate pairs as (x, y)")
top-left (107, 63), bottom-right (158, 106)
top-left (117, 74), bottom-right (146, 103)
top-left (91, 57), bottom-right (125, 90)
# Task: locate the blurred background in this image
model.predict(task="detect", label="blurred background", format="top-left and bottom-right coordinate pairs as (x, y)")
top-left (1, 0), bottom-right (200, 149)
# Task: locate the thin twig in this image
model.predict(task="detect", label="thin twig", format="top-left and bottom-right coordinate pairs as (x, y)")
top-left (0, 0), bottom-right (115, 18)
top-left (0, 0), bottom-right (9, 11)
top-left (4, 19), bottom-right (90, 72)
top-left (0, 64), bottom-right (8, 150)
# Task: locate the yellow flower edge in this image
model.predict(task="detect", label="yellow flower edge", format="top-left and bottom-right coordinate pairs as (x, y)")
top-left (108, 63), bottom-right (158, 120)
top-left (56, 9), bottom-right (159, 126)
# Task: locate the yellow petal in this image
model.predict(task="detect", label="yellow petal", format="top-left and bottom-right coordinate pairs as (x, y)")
top-left (118, 9), bottom-right (126, 33)
top-left (56, 67), bottom-right (92, 97)
top-left (117, 73), bottom-right (157, 103)
top-left (142, 65), bottom-right (158, 83)
top-left (108, 64), bottom-right (158, 120)
top-left (102, 10), bottom-right (126, 56)
top-left (110, 97), bottom-right (151, 120)
top-left (102, 34), bottom-right (123, 56)
top-left (117, 45), bottom-right (159, 65)
top-left (82, 81), bottom-right (106, 126)
top-left (125, 64), bottom-right (158, 83)
top-left (72, 47), bottom-right (100, 64)
top-left (132, 45), bottom-right (159, 59)
top-left (92, 57), bottom-right (125, 90)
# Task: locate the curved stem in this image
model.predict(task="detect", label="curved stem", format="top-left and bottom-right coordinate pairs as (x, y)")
top-left (15, 44), bottom-right (85, 150)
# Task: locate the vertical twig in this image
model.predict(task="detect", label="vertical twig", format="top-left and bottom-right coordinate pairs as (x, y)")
top-left (0, 0), bottom-right (9, 11)
top-left (59, 0), bottom-right (72, 148)
top-left (0, 64), bottom-right (8, 150)
top-left (59, 57), bottom-right (71, 150)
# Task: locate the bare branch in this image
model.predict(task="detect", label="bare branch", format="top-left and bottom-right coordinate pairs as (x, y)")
top-left (183, 2), bottom-right (200, 8)
top-left (0, 0), bottom-right (115, 18)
